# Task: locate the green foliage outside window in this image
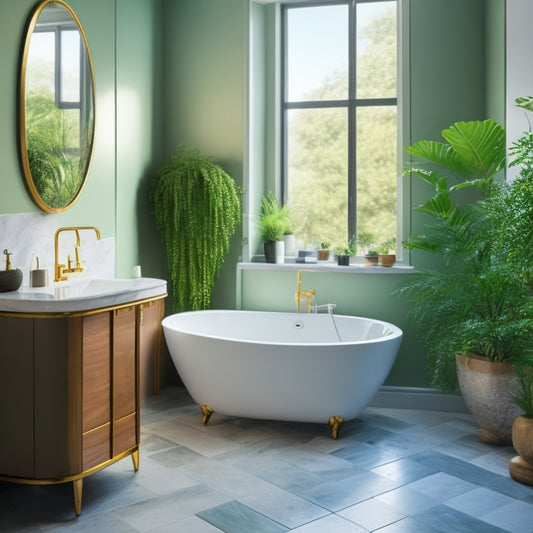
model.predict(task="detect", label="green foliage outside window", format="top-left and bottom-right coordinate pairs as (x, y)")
top-left (287, 6), bottom-right (397, 249)
top-left (25, 91), bottom-right (89, 209)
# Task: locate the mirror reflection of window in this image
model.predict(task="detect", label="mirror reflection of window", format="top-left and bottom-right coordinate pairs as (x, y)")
top-left (21, 0), bottom-right (95, 212)
top-left (59, 28), bottom-right (81, 106)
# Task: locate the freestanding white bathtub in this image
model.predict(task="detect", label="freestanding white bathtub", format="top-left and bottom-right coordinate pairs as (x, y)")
top-left (162, 310), bottom-right (402, 438)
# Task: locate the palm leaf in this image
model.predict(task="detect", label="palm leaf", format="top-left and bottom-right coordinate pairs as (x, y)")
top-left (441, 119), bottom-right (505, 180)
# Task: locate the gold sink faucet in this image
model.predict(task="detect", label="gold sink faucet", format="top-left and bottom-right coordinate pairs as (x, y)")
top-left (295, 270), bottom-right (315, 312)
top-left (54, 226), bottom-right (101, 282)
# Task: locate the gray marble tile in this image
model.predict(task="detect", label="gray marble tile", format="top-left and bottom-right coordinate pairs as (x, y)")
top-left (114, 484), bottom-right (231, 533)
top-left (299, 470), bottom-right (401, 511)
top-left (445, 487), bottom-right (516, 518)
top-left (414, 504), bottom-right (511, 533)
top-left (410, 451), bottom-right (501, 485)
top-left (337, 497), bottom-right (407, 530)
top-left (482, 500), bottom-right (533, 533)
top-left (332, 441), bottom-right (404, 469)
top-left (405, 472), bottom-right (478, 502)
top-left (289, 514), bottom-right (367, 532)
top-left (371, 457), bottom-right (440, 484)
top-left (375, 484), bottom-right (441, 514)
top-left (197, 500), bottom-right (288, 533)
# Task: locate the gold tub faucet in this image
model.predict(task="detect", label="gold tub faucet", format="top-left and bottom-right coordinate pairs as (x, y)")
top-left (54, 226), bottom-right (101, 282)
top-left (295, 270), bottom-right (315, 312)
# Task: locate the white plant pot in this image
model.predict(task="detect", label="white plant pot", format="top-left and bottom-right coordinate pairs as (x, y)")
top-left (274, 240), bottom-right (285, 264)
top-left (282, 234), bottom-right (296, 257)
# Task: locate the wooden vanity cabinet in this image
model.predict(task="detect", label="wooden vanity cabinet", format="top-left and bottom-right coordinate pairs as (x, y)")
top-left (0, 295), bottom-right (165, 515)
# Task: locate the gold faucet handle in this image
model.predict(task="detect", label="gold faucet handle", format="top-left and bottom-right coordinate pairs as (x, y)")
top-left (3, 249), bottom-right (12, 271)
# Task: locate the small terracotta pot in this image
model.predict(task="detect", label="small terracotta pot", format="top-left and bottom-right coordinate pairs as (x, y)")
top-left (378, 254), bottom-right (396, 267)
top-left (509, 416), bottom-right (533, 486)
top-left (317, 249), bottom-right (330, 261)
top-left (364, 254), bottom-right (379, 266)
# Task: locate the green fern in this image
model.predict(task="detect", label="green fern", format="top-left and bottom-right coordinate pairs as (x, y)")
top-left (150, 146), bottom-right (241, 312)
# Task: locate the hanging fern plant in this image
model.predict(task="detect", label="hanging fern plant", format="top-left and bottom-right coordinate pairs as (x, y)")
top-left (150, 146), bottom-right (241, 312)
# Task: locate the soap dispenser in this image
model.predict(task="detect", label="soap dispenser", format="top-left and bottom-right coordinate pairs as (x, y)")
top-left (0, 249), bottom-right (23, 292)
top-left (30, 254), bottom-right (48, 288)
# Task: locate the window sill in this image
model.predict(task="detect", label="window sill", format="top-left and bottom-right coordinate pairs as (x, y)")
top-left (238, 259), bottom-right (414, 274)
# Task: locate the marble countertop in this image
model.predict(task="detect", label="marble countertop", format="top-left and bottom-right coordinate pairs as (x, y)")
top-left (0, 277), bottom-right (167, 314)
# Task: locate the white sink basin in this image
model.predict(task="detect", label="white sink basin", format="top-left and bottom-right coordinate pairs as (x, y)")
top-left (0, 277), bottom-right (167, 314)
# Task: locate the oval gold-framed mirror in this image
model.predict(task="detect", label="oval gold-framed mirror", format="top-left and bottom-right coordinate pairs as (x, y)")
top-left (19, 0), bottom-right (96, 213)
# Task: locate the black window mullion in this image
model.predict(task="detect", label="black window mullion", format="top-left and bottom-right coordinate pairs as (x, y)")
top-left (347, 0), bottom-right (357, 240)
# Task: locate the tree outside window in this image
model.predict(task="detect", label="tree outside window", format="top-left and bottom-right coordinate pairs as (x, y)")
top-left (282, 0), bottom-right (398, 251)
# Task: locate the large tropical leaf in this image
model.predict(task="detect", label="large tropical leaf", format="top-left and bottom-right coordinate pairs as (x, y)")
top-left (405, 140), bottom-right (467, 176)
top-left (441, 119), bottom-right (506, 180)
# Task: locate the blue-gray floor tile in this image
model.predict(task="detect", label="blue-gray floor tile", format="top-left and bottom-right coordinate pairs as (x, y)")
top-left (197, 500), bottom-right (288, 533)
top-left (410, 450), bottom-right (501, 485)
top-left (414, 504), bottom-right (511, 533)
top-left (371, 456), bottom-right (440, 484)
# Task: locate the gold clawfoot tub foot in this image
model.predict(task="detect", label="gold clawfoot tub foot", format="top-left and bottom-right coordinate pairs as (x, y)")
top-left (329, 416), bottom-right (345, 439)
top-left (200, 404), bottom-right (214, 425)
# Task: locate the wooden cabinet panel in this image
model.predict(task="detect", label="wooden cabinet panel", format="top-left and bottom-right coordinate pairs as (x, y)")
top-left (113, 307), bottom-right (136, 420)
top-left (83, 424), bottom-right (111, 471)
top-left (139, 299), bottom-right (165, 400)
top-left (114, 414), bottom-right (136, 456)
top-left (82, 313), bottom-right (111, 433)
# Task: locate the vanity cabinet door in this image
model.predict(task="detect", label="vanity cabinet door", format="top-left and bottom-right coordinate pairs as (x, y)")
top-left (81, 312), bottom-right (112, 470)
top-left (113, 306), bottom-right (137, 456)
top-left (139, 299), bottom-right (165, 399)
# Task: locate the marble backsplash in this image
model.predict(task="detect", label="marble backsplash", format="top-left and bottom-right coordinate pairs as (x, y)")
top-left (0, 213), bottom-right (115, 287)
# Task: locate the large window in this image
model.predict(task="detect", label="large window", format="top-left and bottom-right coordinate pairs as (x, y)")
top-left (282, 0), bottom-right (398, 252)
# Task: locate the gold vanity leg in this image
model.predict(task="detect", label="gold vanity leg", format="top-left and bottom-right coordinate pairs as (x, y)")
top-left (329, 416), bottom-right (345, 440)
top-left (73, 479), bottom-right (83, 517)
top-left (200, 404), bottom-right (214, 425)
top-left (132, 449), bottom-right (140, 471)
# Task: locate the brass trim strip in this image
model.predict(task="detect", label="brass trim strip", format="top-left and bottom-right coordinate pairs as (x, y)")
top-left (0, 446), bottom-right (138, 486)
top-left (82, 421), bottom-right (111, 437)
top-left (0, 293), bottom-right (167, 319)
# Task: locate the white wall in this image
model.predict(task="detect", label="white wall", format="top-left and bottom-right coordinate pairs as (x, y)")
top-left (506, 0), bottom-right (533, 179)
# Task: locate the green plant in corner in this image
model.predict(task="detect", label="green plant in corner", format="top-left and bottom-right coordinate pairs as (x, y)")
top-left (395, 118), bottom-right (533, 392)
top-left (150, 146), bottom-right (241, 313)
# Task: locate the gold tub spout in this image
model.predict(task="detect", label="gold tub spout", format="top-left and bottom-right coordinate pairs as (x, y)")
top-left (329, 416), bottom-right (345, 439)
top-left (54, 226), bottom-right (101, 282)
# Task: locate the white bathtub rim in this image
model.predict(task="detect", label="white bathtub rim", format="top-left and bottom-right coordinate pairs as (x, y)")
top-left (162, 309), bottom-right (402, 347)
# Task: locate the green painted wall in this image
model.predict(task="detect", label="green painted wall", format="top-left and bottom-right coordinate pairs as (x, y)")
top-left (160, 0), bottom-right (247, 310)
top-left (116, 0), bottom-right (165, 279)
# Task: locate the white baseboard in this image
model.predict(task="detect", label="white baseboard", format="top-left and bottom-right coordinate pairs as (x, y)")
top-left (370, 386), bottom-right (469, 413)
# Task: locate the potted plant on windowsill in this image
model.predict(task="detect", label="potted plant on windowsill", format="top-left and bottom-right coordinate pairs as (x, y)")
top-left (317, 241), bottom-right (331, 261)
top-left (334, 236), bottom-right (356, 266)
top-left (260, 192), bottom-right (287, 264)
top-left (509, 362), bottom-right (533, 486)
top-left (377, 238), bottom-right (396, 267)
top-left (395, 115), bottom-right (533, 445)
top-left (356, 232), bottom-right (379, 265)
